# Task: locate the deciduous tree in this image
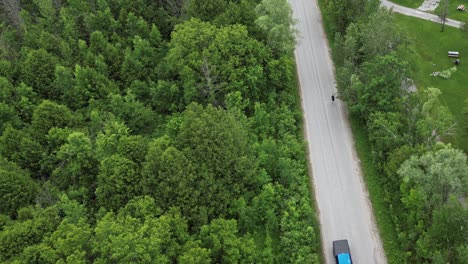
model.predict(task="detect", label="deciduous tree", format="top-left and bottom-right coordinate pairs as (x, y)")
top-left (255, 0), bottom-right (297, 55)
top-left (352, 52), bottom-right (408, 119)
top-left (19, 49), bottom-right (59, 99)
top-left (185, 0), bottom-right (228, 22)
top-left (166, 19), bottom-right (268, 107)
top-left (399, 144), bottom-right (468, 216)
top-left (200, 218), bottom-right (258, 263)
top-left (31, 100), bottom-right (74, 142)
top-left (96, 154), bottom-right (141, 211)
top-left (52, 132), bottom-right (97, 191)
top-left (417, 87), bottom-right (456, 145)
top-left (0, 159), bottom-right (38, 217)
top-left (416, 197), bottom-right (468, 263)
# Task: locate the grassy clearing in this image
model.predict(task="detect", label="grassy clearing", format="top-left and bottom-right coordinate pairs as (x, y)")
top-left (433, 0), bottom-right (468, 21)
top-left (394, 14), bottom-right (468, 152)
top-left (391, 0), bottom-right (423, 8)
top-left (348, 115), bottom-right (406, 264)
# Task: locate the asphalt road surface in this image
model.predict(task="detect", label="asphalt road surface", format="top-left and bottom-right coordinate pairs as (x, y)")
top-left (381, 0), bottom-right (463, 28)
top-left (289, 0), bottom-right (387, 263)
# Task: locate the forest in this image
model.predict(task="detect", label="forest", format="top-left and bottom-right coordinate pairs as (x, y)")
top-left (0, 0), bottom-right (321, 263)
top-left (321, 0), bottom-right (468, 262)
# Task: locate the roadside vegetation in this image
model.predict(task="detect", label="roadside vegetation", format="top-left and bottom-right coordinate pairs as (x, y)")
top-left (320, 0), bottom-right (468, 263)
top-left (0, 0), bottom-right (321, 262)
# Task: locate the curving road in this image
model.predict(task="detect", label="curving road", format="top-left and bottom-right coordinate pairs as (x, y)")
top-left (289, 0), bottom-right (387, 263)
top-left (381, 0), bottom-right (463, 28)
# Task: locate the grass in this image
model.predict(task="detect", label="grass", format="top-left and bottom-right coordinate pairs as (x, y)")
top-left (394, 14), bottom-right (468, 152)
top-left (433, 0), bottom-right (468, 21)
top-left (391, 0), bottom-right (423, 8)
top-left (348, 115), bottom-right (406, 264)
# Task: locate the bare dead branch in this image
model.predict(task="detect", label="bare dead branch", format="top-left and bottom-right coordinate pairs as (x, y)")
top-left (1, 0), bottom-right (23, 29)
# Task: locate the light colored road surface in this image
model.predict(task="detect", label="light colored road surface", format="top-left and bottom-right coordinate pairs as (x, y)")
top-left (381, 0), bottom-right (463, 28)
top-left (289, 0), bottom-right (387, 263)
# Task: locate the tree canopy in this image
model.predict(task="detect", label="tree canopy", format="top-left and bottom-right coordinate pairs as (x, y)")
top-left (0, 0), bottom-right (319, 262)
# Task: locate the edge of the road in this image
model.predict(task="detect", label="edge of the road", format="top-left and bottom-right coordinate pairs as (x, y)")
top-left (291, 1), bottom-right (336, 262)
top-left (294, 59), bottom-right (326, 264)
top-left (291, 3), bottom-right (334, 263)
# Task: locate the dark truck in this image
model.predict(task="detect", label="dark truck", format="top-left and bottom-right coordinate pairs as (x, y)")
top-left (333, 239), bottom-right (352, 264)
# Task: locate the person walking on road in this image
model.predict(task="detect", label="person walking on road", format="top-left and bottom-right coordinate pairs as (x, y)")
top-left (331, 94), bottom-right (335, 101)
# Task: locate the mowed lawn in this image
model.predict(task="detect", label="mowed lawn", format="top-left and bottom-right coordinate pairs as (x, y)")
top-left (395, 14), bottom-right (468, 152)
top-left (434, 0), bottom-right (468, 22)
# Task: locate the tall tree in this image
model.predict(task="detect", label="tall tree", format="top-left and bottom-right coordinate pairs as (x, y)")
top-left (96, 154), bottom-right (141, 211)
top-left (142, 136), bottom-right (198, 220)
top-left (0, 158), bottom-right (38, 217)
top-left (31, 100), bottom-right (74, 143)
top-left (399, 145), bottom-right (468, 218)
top-left (95, 91), bottom-right (157, 135)
top-left (65, 64), bottom-right (118, 110)
top-left (200, 218), bottom-right (258, 263)
top-left (0, 125), bottom-right (44, 176)
top-left (0, 78), bottom-right (38, 124)
top-left (185, 0), bottom-right (228, 22)
top-left (214, 0), bottom-right (263, 39)
top-left (52, 132), bottom-right (97, 191)
top-left (0, 206), bottom-right (61, 262)
top-left (367, 111), bottom-right (406, 161)
top-left (19, 49), bottom-right (59, 99)
top-left (437, 0), bottom-right (449, 32)
top-left (325, 0), bottom-right (374, 35)
top-left (143, 103), bottom-right (259, 229)
top-left (93, 204), bottom-right (190, 263)
top-left (417, 87), bottom-right (456, 145)
top-left (45, 195), bottom-right (92, 262)
top-left (120, 34), bottom-right (162, 87)
top-left (166, 19), bottom-right (268, 106)
top-left (352, 52), bottom-right (408, 119)
top-left (360, 8), bottom-right (410, 61)
top-left (255, 0), bottom-right (297, 55)
top-left (416, 197), bottom-right (468, 263)
top-left (32, 0), bottom-right (58, 30)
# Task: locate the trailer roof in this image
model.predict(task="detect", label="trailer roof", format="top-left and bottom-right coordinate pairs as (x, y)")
top-left (333, 240), bottom-right (350, 256)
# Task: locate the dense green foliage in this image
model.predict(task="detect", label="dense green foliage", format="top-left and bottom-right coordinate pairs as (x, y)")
top-left (321, 0), bottom-right (468, 263)
top-left (0, 0), bottom-right (320, 262)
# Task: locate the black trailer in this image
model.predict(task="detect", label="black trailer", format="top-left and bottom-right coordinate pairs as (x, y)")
top-left (333, 240), bottom-right (352, 264)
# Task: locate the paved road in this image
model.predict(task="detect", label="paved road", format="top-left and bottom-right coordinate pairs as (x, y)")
top-left (289, 0), bottom-right (387, 263)
top-left (381, 0), bottom-right (463, 28)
